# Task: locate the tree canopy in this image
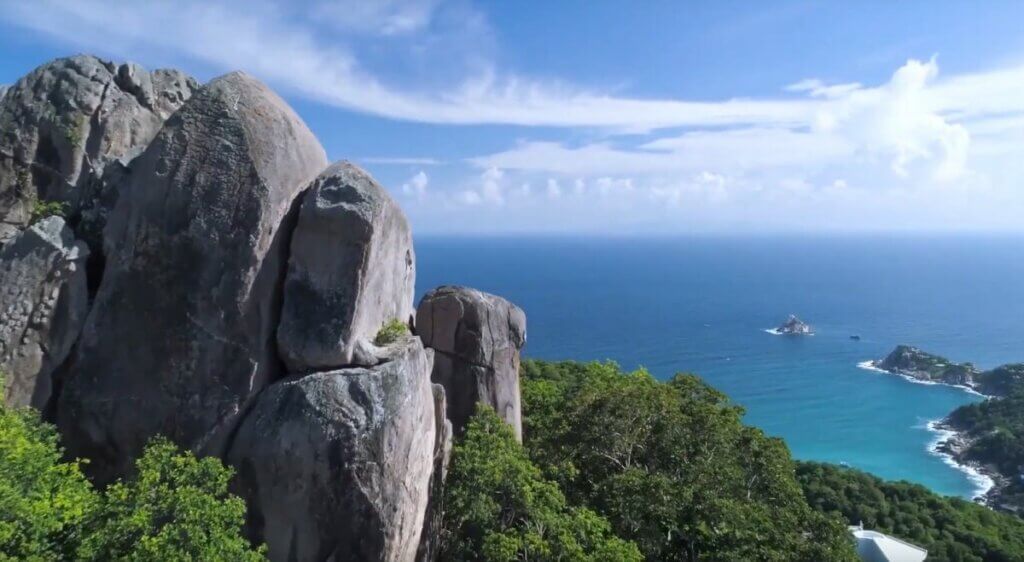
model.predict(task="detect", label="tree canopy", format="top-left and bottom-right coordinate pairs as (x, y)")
top-left (0, 379), bottom-right (265, 561)
top-left (520, 360), bottom-right (857, 562)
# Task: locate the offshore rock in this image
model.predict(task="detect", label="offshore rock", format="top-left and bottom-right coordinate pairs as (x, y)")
top-left (775, 314), bottom-right (812, 335)
top-left (0, 217), bottom-right (88, 408)
top-left (278, 161), bottom-right (415, 372)
top-left (228, 336), bottom-right (436, 562)
top-left (416, 285), bottom-right (526, 440)
top-left (56, 71), bottom-right (327, 483)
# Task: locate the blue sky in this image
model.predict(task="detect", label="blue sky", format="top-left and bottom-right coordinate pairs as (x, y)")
top-left (2, 1), bottom-right (1024, 234)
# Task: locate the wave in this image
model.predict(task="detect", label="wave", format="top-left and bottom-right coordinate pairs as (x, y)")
top-left (856, 360), bottom-right (888, 374)
top-left (925, 420), bottom-right (995, 500)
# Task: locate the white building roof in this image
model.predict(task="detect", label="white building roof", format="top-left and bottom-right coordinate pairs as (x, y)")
top-left (849, 526), bottom-right (927, 562)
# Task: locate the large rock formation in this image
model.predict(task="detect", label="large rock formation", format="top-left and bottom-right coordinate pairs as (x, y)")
top-left (277, 161), bottom-right (415, 371)
top-left (0, 55), bottom-right (196, 246)
top-left (0, 216), bottom-right (88, 408)
top-left (417, 285), bottom-right (526, 440)
top-left (228, 335), bottom-right (436, 562)
top-left (56, 71), bottom-right (328, 482)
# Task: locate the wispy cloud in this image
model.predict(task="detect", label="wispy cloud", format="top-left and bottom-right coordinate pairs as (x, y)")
top-left (361, 157), bottom-right (442, 166)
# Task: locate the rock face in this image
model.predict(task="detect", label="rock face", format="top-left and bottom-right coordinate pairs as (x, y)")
top-left (775, 314), bottom-right (812, 335)
top-left (0, 55), bottom-right (196, 246)
top-left (56, 71), bottom-right (328, 482)
top-left (876, 345), bottom-right (979, 387)
top-left (417, 285), bottom-right (526, 440)
top-left (228, 336), bottom-right (436, 562)
top-left (416, 383), bottom-right (453, 562)
top-left (277, 161), bottom-right (415, 371)
top-left (0, 217), bottom-right (88, 408)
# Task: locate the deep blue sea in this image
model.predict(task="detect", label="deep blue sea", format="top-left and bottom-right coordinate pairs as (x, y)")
top-left (416, 236), bottom-right (1024, 499)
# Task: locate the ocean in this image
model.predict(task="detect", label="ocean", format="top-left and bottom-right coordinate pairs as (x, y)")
top-left (416, 235), bottom-right (1024, 499)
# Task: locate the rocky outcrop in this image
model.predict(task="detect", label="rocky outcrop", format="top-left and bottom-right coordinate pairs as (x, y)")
top-left (0, 216), bottom-right (88, 408)
top-left (775, 314), bottom-right (812, 335)
top-left (277, 161), bottom-right (415, 371)
top-left (0, 55), bottom-right (196, 246)
top-left (875, 345), bottom-right (979, 387)
top-left (417, 285), bottom-right (526, 440)
top-left (227, 335), bottom-right (436, 562)
top-left (55, 71), bottom-right (328, 482)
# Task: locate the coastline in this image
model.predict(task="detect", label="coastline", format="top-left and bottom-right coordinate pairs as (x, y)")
top-left (926, 419), bottom-right (996, 501)
top-left (856, 360), bottom-right (986, 397)
top-left (857, 360), bottom-right (996, 501)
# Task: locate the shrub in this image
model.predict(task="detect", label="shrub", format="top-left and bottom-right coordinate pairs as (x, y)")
top-left (29, 196), bottom-right (66, 224)
top-left (520, 360), bottom-right (858, 562)
top-left (374, 318), bottom-right (410, 346)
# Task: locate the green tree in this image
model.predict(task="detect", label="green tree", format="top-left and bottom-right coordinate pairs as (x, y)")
top-left (78, 438), bottom-right (265, 561)
top-left (442, 405), bottom-right (642, 562)
top-left (0, 375), bottom-right (265, 561)
top-left (521, 360), bottom-right (857, 562)
top-left (0, 404), bottom-right (95, 561)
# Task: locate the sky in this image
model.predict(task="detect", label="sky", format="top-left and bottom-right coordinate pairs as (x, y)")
top-left (2, 1), bottom-right (1024, 234)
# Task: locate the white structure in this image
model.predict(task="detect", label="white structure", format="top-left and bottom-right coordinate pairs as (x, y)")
top-left (850, 524), bottom-right (927, 562)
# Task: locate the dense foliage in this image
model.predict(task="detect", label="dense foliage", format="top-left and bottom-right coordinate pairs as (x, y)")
top-left (520, 360), bottom-right (857, 562)
top-left (946, 379), bottom-right (1024, 509)
top-left (0, 388), bottom-right (265, 561)
top-left (441, 405), bottom-right (642, 561)
top-left (797, 461), bottom-right (1024, 562)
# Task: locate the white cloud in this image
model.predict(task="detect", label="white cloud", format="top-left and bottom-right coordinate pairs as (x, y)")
top-left (401, 170), bottom-right (429, 199)
top-left (0, 0), bottom-right (810, 129)
top-left (312, 0), bottom-right (440, 36)
top-left (5, 1), bottom-right (1024, 139)
top-left (456, 167), bottom-right (505, 206)
top-left (363, 157), bottom-right (441, 166)
top-left (546, 179), bottom-right (562, 199)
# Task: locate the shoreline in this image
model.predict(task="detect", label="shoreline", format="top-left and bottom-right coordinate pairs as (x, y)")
top-left (926, 419), bottom-right (996, 501)
top-left (856, 360), bottom-right (987, 397)
top-left (857, 360), bottom-right (996, 501)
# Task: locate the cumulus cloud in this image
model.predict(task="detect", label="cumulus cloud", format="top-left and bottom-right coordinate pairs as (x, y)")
top-left (401, 170), bottom-right (429, 199)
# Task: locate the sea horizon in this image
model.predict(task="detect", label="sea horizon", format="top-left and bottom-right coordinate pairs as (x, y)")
top-left (417, 234), bottom-right (1024, 499)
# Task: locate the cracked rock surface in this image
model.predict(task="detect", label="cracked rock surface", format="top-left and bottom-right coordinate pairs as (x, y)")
top-left (417, 285), bottom-right (526, 440)
top-left (228, 335), bottom-right (436, 562)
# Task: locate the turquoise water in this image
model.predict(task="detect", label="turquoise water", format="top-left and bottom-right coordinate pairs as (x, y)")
top-left (416, 236), bottom-right (1024, 499)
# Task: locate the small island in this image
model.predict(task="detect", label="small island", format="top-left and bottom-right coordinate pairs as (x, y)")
top-left (873, 345), bottom-right (979, 387)
top-left (774, 314), bottom-right (812, 335)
